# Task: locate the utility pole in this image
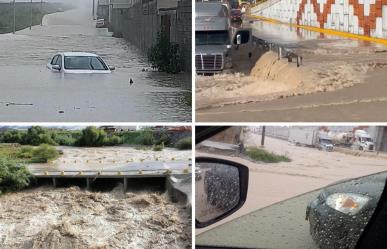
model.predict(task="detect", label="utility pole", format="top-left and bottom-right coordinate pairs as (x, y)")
top-left (261, 126), bottom-right (266, 147)
top-left (12, 0), bottom-right (15, 34)
top-left (40, 0), bottom-right (42, 26)
top-left (30, 0), bottom-right (32, 30)
top-left (92, 0), bottom-right (95, 19)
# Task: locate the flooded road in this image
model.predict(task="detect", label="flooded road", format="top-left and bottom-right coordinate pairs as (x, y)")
top-left (196, 134), bottom-right (387, 233)
top-left (196, 17), bottom-right (387, 121)
top-left (0, 8), bottom-right (191, 122)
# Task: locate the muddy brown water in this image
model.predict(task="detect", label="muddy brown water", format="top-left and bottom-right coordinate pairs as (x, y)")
top-left (0, 186), bottom-right (191, 249)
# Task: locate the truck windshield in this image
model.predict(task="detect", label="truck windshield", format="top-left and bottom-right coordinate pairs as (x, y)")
top-left (320, 139), bottom-right (332, 144)
top-left (196, 31), bottom-right (229, 45)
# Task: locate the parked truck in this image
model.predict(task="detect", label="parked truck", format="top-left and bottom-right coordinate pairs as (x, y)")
top-left (195, 1), bottom-right (251, 74)
top-left (288, 127), bottom-right (334, 151)
top-left (352, 130), bottom-right (375, 151)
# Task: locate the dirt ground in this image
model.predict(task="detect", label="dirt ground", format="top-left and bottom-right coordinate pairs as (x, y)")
top-left (196, 134), bottom-right (387, 234)
top-left (0, 186), bottom-right (191, 249)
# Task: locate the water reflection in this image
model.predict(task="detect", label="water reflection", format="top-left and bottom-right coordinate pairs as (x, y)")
top-left (0, 8), bottom-right (191, 121)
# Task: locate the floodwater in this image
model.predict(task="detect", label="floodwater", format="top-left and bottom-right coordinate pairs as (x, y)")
top-left (196, 133), bottom-right (387, 248)
top-left (27, 146), bottom-right (192, 173)
top-left (196, 134), bottom-right (387, 233)
top-left (0, 186), bottom-right (191, 249)
top-left (196, 18), bottom-right (387, 121)
top-left (0, 7), bottom-right (191, 122)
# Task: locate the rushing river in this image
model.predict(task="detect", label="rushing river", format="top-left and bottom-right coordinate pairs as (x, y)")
top-left (0, 7), bottom-right (191, 122)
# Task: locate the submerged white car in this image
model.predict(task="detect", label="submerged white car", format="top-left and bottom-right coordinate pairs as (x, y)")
top-left (46, 52), bottom-right (115, 74)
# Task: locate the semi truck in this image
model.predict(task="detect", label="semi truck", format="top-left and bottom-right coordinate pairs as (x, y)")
top-left (288, 127), bottom-right (334, 151)
top-left (352, 130), bottom-right (375, 151)
top-left (195, 1), bottom-right (252, 74)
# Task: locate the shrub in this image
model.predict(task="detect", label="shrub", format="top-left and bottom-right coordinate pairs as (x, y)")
top-left (0, 130), bottom-right (24, 144)
top-left (16, 146), bottom-right (35, 159)
top-left (154, 129), bottom-right (171, 146)
top-left (0, 157), bottom-right (33, 194)
top-left (121, 131), bottom-right (142, 144)
top-left (148, 32), bottom-right (181, 74)
top-left (175, 137), bottom-right (191, 150)
top-left (30, 144), bottom-right (59, 163)
top-left (135, 130), bottom-right (155, 146)
top-left (104, 135), bottom-right (123, 146)
top-left (53, 133), bottom-right (77, 146)
top-left (246, 148), bottom-right (291, 163)
top-left (153, 144), bottom-right (164, 151)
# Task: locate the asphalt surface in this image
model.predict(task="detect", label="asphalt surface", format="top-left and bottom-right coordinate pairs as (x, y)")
top-left (0, 7), bottom-right (191, 122)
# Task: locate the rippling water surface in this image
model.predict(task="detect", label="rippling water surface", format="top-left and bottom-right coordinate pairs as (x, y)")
top-left (0, 8), bottom-right (191, 122)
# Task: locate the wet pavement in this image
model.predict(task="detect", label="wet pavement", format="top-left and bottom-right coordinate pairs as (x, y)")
top-left (0, 7), bottom-right (191, 122)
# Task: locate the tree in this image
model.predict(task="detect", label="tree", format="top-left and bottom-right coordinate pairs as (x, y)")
top-left (76, 126), bottom-right (107, 147)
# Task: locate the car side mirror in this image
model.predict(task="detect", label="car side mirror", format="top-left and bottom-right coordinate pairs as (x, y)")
top-left (52, 65), bottom-right (61, 71)
top-left (233, 30), bottom-right (251, 45)
top-left (195, 157), bottom-right (249, 228)
top-left (109, 66), bottom-right (115, 71)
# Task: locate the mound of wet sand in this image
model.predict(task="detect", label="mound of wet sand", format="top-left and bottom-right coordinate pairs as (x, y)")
top-left (0, 186), bottom-right (191, 249)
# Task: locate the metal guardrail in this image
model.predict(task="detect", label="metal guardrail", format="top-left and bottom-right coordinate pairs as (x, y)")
top-left (33, 169), bottom-right (192, 178)
top-left (252, 36), bottom-right (303, 67)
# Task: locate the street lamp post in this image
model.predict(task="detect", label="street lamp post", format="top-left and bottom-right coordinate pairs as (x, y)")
top-left (12, 0), bottom-right (15, 34)
top-left (40, 0), bottom-right (42, 26)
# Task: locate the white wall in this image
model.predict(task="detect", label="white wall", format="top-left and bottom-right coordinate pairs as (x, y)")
top-left (251, 0), bottom-right (387, 38)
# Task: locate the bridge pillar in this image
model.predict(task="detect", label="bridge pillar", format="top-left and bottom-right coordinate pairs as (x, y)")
top-left (123, 177), bottom-right (127, 193)
top-left (86, 178), bottom-right (90, 190)
top-left (52, 177), bottom-right (57, 188)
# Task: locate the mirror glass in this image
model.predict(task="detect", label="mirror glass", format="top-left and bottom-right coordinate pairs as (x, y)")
top-left (233, 30), bottom-right (250, 45)
top-left (195, 161), bottom-right (241, 224)
top-left (236, 34), bottom-right (241, 45)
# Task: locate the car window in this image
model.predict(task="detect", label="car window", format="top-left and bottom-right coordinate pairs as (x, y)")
top-left (196, 126), bottom-right (387, 249)
top-left (51, 55), bottom-right (59, 65)
top-left (56, 55), bottom-right (62, 67)
top-left (64, 56), bottom-right (108, 70)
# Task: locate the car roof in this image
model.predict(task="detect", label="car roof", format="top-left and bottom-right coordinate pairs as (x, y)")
top-left (61, 52), bottom-right (99, 57)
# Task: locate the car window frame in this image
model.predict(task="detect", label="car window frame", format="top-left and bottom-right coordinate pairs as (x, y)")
top-left (51, 55), bottom-right (59, 65)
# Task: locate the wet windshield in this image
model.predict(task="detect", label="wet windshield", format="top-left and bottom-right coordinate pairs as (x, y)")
top-left (64, 56), bottom-right (108, 70)
top-left (196, 31), bottom-right (230, 45)
top-left (196, 126), bottom-right (387, 249)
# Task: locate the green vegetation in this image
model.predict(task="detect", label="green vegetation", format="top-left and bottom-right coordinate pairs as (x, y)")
top-left (153, 143), bottom-right (164, 151)
top-left (148, 32), bottom-right (181, 74)
top-left (0, 158), bottom-right (33, 194)
top-left (175, 137), bottom-right (192, 150)
top-left (75, 126), bottom-right (123, 147)
top-left (0, 126), bottom-right (191, 150)
top-left (246, 148), bottom-right (291, 163)
top-left (0, 144), bottom-right (59, 163)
